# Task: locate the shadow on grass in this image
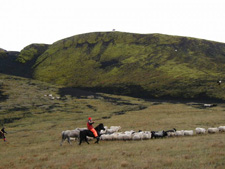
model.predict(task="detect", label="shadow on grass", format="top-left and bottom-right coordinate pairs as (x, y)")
top-left (59, 85), bottom-right (225, 105)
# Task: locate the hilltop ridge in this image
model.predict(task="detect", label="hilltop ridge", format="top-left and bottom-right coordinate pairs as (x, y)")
top-left (1, 32), bottom-right (225, 100)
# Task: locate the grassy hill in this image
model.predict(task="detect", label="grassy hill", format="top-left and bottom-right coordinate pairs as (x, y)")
top-left (32, 32), bottom-right (225, 100)
top-left (17, 43), bottom-right (49, 64)
top-left (0, 44), bottom-right (49, 78)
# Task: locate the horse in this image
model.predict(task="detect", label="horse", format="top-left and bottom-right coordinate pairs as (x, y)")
top-left (79, 123), bottom-right (105, 145)
top-left (60, 128), bottom-right (86, 146)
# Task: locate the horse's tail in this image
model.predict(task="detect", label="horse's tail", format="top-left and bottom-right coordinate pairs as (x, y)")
top-left (61, 131), bottom-right (65, 140)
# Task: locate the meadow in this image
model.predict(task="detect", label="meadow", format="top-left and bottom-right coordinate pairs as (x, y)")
top-left (0, 74), bottom-right (225, 169)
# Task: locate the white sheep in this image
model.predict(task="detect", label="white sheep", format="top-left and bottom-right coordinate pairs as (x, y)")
top-left (143, 131), bottom-right (152, 140)
top-left (138, 131), bottom-right (151, 140)
top-left (167, 132), bottom-right (176, 137)
top-left (117, 133), bottom-right (132, 140)
top-left (175, 130), bottom-right (184, 136)
top-left (132, 133), bottom-right (142, 140)
top-left (208, 128), bottom-right (219, 134)
top-left (104, 126), bottom-right (121, 134)
top-left (102, 134), bottom-right (113, 141)
top-left (124, 130), bottom-right (135, 135)
top-left (101, 132), bottom-right (123, 141)
top-left (184, 130), bottom-right (194, 136)
top-left (110, 126), bottom-right (121, 132)
top-left (105, 128), bottom-right (116, 134)
top-left (100, 134), bottom-right (107, 141)
top-left (123, 134), bottom-right (132, 140)
top-left (100, 134), bottom-right (111, 141)
top-left (116, 133), bottom-right (123, 140)
top-left (218, 126), bottom-right (225, 132)
top-left (107, 134), bottom-right (113, 140)
top-left (111, 133), bottom-right (119, 140)
top-left (138, 132), bottom-right (146, 139)
top-left (195, 128), bottom-right (206, 134)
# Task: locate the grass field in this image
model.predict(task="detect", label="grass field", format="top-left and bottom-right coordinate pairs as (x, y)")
top-left (0, 74), bottom-right (225, 169)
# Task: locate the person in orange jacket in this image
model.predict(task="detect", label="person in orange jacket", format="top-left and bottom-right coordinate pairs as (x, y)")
top-left (87, 117), bottom-right (98, 138)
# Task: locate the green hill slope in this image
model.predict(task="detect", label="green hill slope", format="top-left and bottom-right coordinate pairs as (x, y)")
top-left (0, 44), bottom-right (49, 77)
top-left (30, 32), bottom-right (225, 100)
top-left (17, 43), bottom-right (49, 64)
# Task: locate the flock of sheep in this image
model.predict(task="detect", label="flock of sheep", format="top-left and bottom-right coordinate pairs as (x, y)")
top-left (99, 126), bottom-right (225, 141)
top-left (60, 125), bottom-right (225, 145)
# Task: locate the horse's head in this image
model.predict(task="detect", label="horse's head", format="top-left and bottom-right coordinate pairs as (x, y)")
top-left (98, 123), bottom-right (105, 131)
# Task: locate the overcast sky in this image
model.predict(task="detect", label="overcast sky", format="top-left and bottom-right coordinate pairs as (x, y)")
top-left (1, 0), bottom-right (225, 51)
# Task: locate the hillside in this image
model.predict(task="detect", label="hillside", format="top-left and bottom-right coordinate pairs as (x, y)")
top-left (0, 73), bottom-right (149, 127)
top-left (32, 32), bottom-right (225, 100)
top-left (0, 44), bottom-right (49, 78)
top-left (0, 50), bottom-right (21, 76)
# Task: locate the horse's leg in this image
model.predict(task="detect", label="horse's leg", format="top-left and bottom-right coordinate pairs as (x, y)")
top-left (77, 135), bottom-right (81, 145)
top-left (60, 138), bottom-right (64, 146)
top-left (79, 135), bottom-right (83, 145)
top-left (95, 136), bottom-right (100, 144)
top-left (68, 137), bottom-right (72, 145)
top-left (85, 136), bottom-right (89, 144)
top-left (60, 134), bottom-right (65, 146)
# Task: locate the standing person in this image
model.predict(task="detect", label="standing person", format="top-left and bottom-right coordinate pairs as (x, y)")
top-left (87, 117), bottom-right (99, 138)
top-left (0, 127), bottom-right (7, 142)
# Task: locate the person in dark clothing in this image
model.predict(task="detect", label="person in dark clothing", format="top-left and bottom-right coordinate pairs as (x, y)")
top-left (0, 127), bottom-right (7, 142)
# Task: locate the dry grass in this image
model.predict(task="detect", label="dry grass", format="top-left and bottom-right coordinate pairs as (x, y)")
top-left (1, 100), bottom-right (225, 169)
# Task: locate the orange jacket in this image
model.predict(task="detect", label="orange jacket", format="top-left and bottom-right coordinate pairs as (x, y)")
top-left (87, 120), bottom-right (94, 130)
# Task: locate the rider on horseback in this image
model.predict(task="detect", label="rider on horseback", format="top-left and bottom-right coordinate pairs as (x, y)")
top-left (1, 127), bottom-right (7, 142)
top-left (87, 117), bottom-right (99, 139)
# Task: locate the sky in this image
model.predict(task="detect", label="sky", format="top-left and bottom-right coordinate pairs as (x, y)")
top-left (1, 0), bottom-right (225, 51)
